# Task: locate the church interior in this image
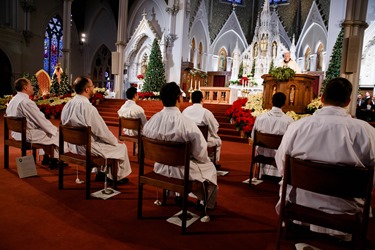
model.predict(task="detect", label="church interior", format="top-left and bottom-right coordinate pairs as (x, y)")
top-left (1, 0), bottom-right (375, 249)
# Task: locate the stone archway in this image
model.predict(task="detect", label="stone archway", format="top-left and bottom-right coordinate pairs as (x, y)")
top-left (0, 49), bottom-right (13, 96)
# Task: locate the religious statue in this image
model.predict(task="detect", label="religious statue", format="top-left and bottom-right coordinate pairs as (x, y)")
top-left (253, 43), bottom-right (258, 58)
top-left (141, 53), bottom-right (148, 75)
top-left (272, 85), bottom-right (277, 96)
top-left (289, 86), bottom-right (295, 105)
top-left (219, 51), bottom-right (225, 70)
top-left (52, 63), bottom-right (63, 84)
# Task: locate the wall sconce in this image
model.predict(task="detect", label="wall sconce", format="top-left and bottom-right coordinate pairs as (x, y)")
top-left (79, 33), bottom-right (86, 52)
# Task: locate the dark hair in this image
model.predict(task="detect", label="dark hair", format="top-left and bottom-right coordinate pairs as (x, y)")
top-left (73, 76), bottom-right (90, 94)
top-left (323, 77), bottom-right (352, 107)
top-left (160, 82), bottom-right (181, 107)
top-left (191, 90), bottom-right (203, 104)
top-left (14, 78), bottom-right (29, 92)
top-left (272, 92), bottom-right (287, 108)
top-left (126, 87), bottom-right (137, 100)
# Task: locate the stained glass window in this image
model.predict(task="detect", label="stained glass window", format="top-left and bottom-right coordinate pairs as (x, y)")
top-left (270, 0), bottom-right (288, 4)
top-left (43, 15), bottom-right (63, 77)
top-left (222, 0), bottom-right (244, 5)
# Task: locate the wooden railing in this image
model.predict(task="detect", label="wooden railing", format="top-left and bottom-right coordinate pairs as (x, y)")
top-left (199, 87), bottom-right (230, 104)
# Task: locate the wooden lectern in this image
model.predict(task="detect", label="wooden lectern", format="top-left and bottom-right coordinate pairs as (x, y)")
top-left (262, 74), bottom-right (316, 113)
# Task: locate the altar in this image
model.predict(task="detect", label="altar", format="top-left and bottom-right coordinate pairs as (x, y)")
top-left (229, 85), bottom-right (263, 104)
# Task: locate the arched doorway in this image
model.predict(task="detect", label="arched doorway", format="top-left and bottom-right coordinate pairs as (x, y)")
top-left (0, 48), bottom-right (12, 96)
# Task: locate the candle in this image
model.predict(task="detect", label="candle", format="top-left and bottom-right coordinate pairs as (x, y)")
top-left (198, 81), bottom-right (200, 90)
top-left (194, 80), bottom-right (197, 90)
top-left (190, 77), bottom-right (193, 89)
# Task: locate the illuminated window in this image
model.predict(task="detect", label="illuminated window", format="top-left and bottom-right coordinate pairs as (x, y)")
top-left (270, 0), bottom-right (288, 4)
top-left (43, 15), bottom-right (63, 77)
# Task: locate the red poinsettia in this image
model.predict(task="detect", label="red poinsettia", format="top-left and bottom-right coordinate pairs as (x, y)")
top-left (90, 93), bottom-right (105, 105)
top-left (137, 74), bottom-right (144, 80)
top-left (225, 97), bottom-right (256, 138)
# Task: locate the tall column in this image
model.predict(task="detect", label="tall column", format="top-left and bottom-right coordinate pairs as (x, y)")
top-left (114, 0), bottom-right (128, 99)
top-left (341, 0), bottom-right (368, 116)
top-left (62, 0), bottom-right (73, 76)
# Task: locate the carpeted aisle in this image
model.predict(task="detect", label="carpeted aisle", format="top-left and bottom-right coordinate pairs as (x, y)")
top-left (0, 116), bottom-right (374, 250)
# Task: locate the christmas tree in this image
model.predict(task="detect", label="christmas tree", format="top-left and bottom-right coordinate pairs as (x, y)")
top-left (142, 38), bottom-right (166, 92)
top-left (59, 72), bottom-right (72, 95)
top-left (21, 72), bottom-right (40, 97)
top-left (50, 77), bottom-right (60, 96)
top-left (321, 28), bottom-right (344, 94)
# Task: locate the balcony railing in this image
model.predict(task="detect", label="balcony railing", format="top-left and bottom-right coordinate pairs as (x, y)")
top-left (199, 87), bottom-right (230, 104)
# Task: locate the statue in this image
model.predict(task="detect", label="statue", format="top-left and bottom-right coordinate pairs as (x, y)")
top-left (289, 86), bottom-right (295, 105)
top-left (52, 63), bottom-right (63, 84)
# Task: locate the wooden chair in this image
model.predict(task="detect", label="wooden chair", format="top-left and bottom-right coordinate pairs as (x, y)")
top-left (249, 129), bottom-right (283, 187)
top-left (118, 117), bottom-right (141, 162)
top-left (58, 124), bottom-right (117, 199)
top-left (197, 124), bottom-right (218, 168)
top-left (276, 155), bottom-right (374, 250)
top-left (138, 136), bottom-right (205, 234)
top-left (4, 116), bottom-right (55, 169)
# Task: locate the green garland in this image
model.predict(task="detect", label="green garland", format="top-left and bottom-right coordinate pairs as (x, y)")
top-left (270, 66), bottom-right (295, 82)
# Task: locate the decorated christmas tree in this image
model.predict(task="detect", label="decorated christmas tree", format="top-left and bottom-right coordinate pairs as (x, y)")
top-left (50, 76), bottom-right (60, 96)
top-left (142, 38), bottom-right (166, 92)
top-left (21, 72), bottom-right (40, 97)
top-left (251, 59), bottom-right (256, 76)
top-left (59, 72), bottom-right (72, 95)
top-left (321, 27), bottom-right (344, 94)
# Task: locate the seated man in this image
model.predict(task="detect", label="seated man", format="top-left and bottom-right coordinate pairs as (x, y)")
top-left (117, 86), bottom-right (147, 136)
top-left (142, 82), bottom-right (218, 209)
top-left (182, 90), bottom-right (222, 163)
top-left (251, 92), bottom-right (293, 178)
top-left (275, 77), bottom-right (375, 240)
top-left (61, 76), bottom-right (132, 184)
top-left (6, 78), bottom-right (59, 168)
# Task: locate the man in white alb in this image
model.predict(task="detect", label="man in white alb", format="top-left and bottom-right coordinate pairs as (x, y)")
top-left (6, 78), bottom-right (60, 168)
top-left (117, 86), bottom-right (147, 137)
top-left (182, 90), bottom-right (222, 163)
top-left (275, 77), bottom-right (375, 240)
top-left (61, 76), bottom-right (132, 184)
top-left (251, 92), bottom-right (293, 178)
top-left (278, 51), bottom-right (301, 73)
top-left (142, 82), bottom-right (218, 209)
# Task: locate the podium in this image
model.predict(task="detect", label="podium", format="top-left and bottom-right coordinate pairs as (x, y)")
top-left (261, 74), bottom-right (316, 113)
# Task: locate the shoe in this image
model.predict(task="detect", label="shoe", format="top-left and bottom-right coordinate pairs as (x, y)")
top-left (41, 155), bottom-right (50, 166)
top-left (175, 196), bottom-right (183, 207)
top-left (107, 177), bottom-right (129, 185)
top-left (95, 172), bottom-right (106, 182)
top-left (215, 163), bottom-right (221, 170)
top-left (49, 159), bottom-right (58, 169)
top-left (194, 200), bottom-right (205, 211)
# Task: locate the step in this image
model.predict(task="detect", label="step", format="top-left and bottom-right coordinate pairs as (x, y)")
top-left (220, 134), bottom-right (249, 143)
top-left (219, 128), bottom-right (242, 137)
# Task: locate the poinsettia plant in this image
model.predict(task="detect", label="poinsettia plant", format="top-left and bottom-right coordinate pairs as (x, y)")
top-left (225, 98), bottom-right (256, 138)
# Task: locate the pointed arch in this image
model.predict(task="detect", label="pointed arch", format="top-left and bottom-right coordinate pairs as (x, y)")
top-left (218, 47), bottom-right (227, 71)
top-left (191, 38), bottom-right (196, 64)
top-left (316, 43), bottom-right (324, 71)
top-left (198, 42), bottom-right (203, 69)
top-left (304, 47), bottom-right (311, 71)
top-left (91, 45), bottom-right (113, 89)
top-left (0, 48), bottom-right (12, 96)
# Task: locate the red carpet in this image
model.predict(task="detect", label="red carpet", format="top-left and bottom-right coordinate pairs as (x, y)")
top-left (1, 114), bottom-right (374, 250)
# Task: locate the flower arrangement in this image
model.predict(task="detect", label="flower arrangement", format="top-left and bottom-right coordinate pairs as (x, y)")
top-left (94, 87), bottom-right (106, 95)
top-left (0, 95), bottom-right (13, 111)
top-left (35, 95), bottom-right (73, 118)
top-left (137, 74), bottom-right (144, 80)
top-left (90, 92), bottom-right (105, 105)
top-left (225, 98), bottom-right (256, 138)
top-left (306, 96), bottom-right (322, 114)
top-left (225, 93), bottom-right (315, 137)
top-left (138, 92), bottom-right (160, 100)
top-left (270, 66), bottom-right (295, 82)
